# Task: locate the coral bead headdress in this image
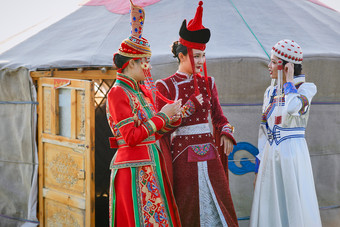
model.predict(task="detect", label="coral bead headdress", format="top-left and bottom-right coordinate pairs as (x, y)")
top-left (114, 0), bottom-right (172, 103)
top-left (116, 0), bottom-right (151, 59)
top-left (271, 39), bottom-right (303, 64)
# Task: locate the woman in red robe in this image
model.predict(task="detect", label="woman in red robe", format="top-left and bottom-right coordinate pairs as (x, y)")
top-left (156, 2), bottom-right (239, 227)
top-left (106, 1), bottom-right (182, 226)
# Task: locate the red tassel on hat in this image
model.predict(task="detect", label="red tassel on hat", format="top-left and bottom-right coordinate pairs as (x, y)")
top-left (187, 48), bottom-right (200, 96)
top-left (203, 61), bottom-right (211, 98)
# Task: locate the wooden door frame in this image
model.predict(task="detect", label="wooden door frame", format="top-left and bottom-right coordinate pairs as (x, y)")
top-left (37, 77), bottom-right (95, 226)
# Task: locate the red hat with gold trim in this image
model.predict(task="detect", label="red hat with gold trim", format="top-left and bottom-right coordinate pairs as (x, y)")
top-left (116, 0), bottom-right (151, 58)
top-left (179, 1), bottom-right (211, 51)
top-left (114, 1), bottom-right (173, 104)
top-left (271, 39), bottom-right (303, 64)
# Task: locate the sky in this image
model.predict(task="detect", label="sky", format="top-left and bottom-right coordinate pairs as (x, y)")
top-left (0, 0), bottom-right (84, 53)
top-left (318, 0), bottom-right (340, 10)
top-left (0, 0), bottom-right (339, 54)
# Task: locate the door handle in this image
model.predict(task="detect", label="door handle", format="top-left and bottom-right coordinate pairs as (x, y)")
top-left (78, 169), bottom-right (85, 180)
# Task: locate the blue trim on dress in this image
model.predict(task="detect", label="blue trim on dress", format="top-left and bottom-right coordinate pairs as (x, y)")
top-left (267, 125), bottom-right (305, 146)
top-left (284, 82), bottom-right (298, 95)
top-left (294, 74), bottom-right (305, 79)
top-left (254, 158), bottom-right (260, 173)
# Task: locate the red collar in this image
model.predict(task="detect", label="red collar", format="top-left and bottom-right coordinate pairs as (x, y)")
top-left (116, 73), bottom-right (139, 91)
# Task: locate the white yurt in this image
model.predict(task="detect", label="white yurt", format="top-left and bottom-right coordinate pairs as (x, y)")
top-left (0, 0), bottom-right (339, 226)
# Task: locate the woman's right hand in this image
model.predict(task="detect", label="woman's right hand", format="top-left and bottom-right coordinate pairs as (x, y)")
top-left (160, 99), bottom-right (182, 118)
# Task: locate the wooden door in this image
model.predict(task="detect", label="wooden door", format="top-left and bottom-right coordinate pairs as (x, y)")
top-left (38, 78), bottom-right (95, 226)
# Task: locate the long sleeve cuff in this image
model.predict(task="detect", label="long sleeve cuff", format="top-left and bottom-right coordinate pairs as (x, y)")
top-left (181, 94), bottom-right (202, 118)
top-left (156, 117), bottom-right (182, 136)
top-left (284, 82), bottom-right (298, 95)
top-left (167, 116), bottom-right (182, 128)
top-left (221, 124), bottom-right (237, 145)
top-left (143, 112), bottom-right (170, 136)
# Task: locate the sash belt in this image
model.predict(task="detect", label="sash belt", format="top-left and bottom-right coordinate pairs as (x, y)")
top-left (173, 123), bottom-right (211, 137)
top-left (267, 125), bottom-right (305, 145)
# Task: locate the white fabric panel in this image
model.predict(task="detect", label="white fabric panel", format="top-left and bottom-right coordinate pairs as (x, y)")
top-left (197, 161), bottom-right (227, 227)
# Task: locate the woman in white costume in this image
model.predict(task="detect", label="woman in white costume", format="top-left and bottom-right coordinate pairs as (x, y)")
top-left (250, 39), bottom-right (322, 227)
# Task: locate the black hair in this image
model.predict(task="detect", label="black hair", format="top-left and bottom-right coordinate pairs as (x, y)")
top-left (171, 41), bottom-right (188, 62)
top-left (113, 54), bottom-right (132, 70)
top-left (282, 59), bottom-right (302, 76)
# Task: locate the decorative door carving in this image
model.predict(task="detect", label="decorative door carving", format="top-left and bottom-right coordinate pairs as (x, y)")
top-left (38, 78), bottom-right (95, 226)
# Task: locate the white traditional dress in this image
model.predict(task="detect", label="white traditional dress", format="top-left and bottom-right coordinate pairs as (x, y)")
top-left (250, 75), bottom-right (322, 227)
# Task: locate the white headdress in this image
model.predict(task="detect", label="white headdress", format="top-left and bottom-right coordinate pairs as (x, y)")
top-left (271, 39), bottom-right (303, 64)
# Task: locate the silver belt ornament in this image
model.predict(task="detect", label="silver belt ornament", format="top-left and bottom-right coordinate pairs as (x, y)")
top-left (173, 123), bottom-right (211, 137)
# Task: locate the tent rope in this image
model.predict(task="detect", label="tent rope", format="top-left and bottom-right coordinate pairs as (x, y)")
top-left (0, 101), bottom-right (38, 104)
top-left (236, 203), bottom-right (340, 220)
top-left (220, 101), bottom-right (340, 106)
top-left (0, 159), bottom-right (38, 165)
top-left (228, 0), bottom-right (270, 59)
top-left (0, 214), bottom-right (39, 224)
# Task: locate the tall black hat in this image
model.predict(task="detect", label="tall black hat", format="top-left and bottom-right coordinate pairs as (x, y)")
top-left (179, 1), bottom-right (210, 50)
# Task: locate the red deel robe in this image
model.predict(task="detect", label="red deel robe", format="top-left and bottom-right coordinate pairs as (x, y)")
top-left (107, 74), bottom-right (181, 227)
top-left (156, 72), bottom-right (238, 227)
